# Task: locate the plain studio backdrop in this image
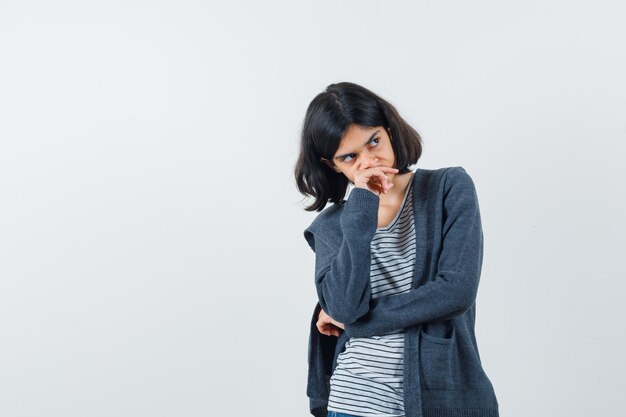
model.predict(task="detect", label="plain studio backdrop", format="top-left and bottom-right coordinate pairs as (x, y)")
top-left (1, 1), bottom-right (625, 416)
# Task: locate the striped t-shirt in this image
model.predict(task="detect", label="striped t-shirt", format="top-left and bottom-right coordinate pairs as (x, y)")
top-left (327, 174), bottom-right (416, 417)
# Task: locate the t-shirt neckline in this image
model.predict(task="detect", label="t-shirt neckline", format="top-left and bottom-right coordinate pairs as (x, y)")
top-left (376, 171), bottom-right (415, 231)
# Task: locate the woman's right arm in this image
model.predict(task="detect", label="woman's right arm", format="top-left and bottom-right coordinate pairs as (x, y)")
top-left (305, 187), bottom-right (380, 325)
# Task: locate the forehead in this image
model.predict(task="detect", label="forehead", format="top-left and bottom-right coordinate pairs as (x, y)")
top-left (341, 124), bottom-right (381, 142)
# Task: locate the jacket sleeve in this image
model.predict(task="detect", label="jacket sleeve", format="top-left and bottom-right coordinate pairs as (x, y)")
top-left (304, 187), bottom-right (380, 325)
top-left (343, 167), bottom-right (484, 338)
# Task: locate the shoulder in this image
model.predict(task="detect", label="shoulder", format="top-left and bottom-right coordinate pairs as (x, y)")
top-left (412, 166), bottom-right (475, 193)
top-left (431, 165), bottom-right (472, 180)
top-left (432, 166), bottom-right (476, 192)
top-left (303, 202), bottom-right (343, 252)
top-left (444, 166), bottom-right (476, 190)
top-left (411, 166), bottom-right (478, 210)
top-left (437, 166), bottom-right (480, 211)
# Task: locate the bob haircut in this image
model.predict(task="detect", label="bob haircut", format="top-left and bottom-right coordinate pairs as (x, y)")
top-left (294, 81), bottom-right (423, 212)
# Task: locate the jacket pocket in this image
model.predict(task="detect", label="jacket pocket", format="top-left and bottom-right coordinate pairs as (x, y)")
top-left (419, 324), bottom-right (460, 390)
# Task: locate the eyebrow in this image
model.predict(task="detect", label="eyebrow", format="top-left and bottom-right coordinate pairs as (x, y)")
top-left (334, 130), bottom-right (380, 160)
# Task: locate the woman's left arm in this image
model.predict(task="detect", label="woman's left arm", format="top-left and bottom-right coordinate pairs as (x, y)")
top-left (343, 167), bottom-right (484, 338)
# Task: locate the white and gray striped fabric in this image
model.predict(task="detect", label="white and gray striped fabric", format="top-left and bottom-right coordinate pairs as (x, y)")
top-left (327, 174), bottom-right (416, 417)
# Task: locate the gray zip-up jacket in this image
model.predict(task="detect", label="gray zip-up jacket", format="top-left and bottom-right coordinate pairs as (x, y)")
top-left (303, 166), bottom-right (499, 417)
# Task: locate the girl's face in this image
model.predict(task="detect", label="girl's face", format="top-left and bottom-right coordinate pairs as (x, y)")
top-left (324, 124), bottom-right (396, 184)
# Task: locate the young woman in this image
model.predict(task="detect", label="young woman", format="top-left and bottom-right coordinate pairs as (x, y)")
top-left (294, 82), bottom-right (499, 417)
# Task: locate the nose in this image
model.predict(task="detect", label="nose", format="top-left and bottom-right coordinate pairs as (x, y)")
top-left (359, 151), bottom-right (379, 170)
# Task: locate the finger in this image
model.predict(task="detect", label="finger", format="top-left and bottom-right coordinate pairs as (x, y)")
top-left (384, 182), bottom-right (394, 193)
top-left (378, 169), bottom-right (399, 189)
top-left (318, 318), bottom-right (335, 333)
top-left (316, 320), bottom-right (326, 334)
top-left (318, 325), bottom-right (330, 336)
top-left (371, 171), bottom-right (390, 192)
top-left (377, 168), bottom-right (398, 185)
top-left (356, 168), bottom-right (394, 194)
top-left (326, 325), bottom-right (338, 337)
top-left (322, 326), bottom-right (336, 337)
top-left (360, 166), bottom-right (398, 179)
top-left (370, 172), bottom-right (389, 189)
top-left (369, 167), bottom-right (389, 181)
top-left (367, 176), bottom-right (383, 191)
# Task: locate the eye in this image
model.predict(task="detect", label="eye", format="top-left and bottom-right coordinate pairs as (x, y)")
top-left (340, 137), bottom-right (380, 163)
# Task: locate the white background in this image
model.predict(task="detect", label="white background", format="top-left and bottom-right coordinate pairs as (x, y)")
top-left (1, 1), bottom-right (625, 416)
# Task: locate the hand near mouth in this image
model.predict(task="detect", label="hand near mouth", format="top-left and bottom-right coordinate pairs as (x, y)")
top-left (354, 166), bottom-right (399, 196)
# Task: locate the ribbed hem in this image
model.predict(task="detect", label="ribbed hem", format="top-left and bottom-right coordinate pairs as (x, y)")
top-left (309, 397), bottom-right (328, 417)
top-left (346, 186), bottom-right (379, 210)
top-left (343, 318), bottom-right (370, 339)
top-left (340, 187), bottom-right (379, 236)
top-left (423, 408), bottom-right (499, 417)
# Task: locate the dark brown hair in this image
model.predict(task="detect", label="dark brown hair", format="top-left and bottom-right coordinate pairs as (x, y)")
top-left (294, 81), bottom-right (423, 212)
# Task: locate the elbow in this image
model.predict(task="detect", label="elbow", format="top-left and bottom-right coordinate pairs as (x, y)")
top-left (316, 277), bottom-right (372, 325)
top-left (454, 275), bottom-right (480, 314)
top-left (456, 292), bottom-right (477, 316)
top-left (323, 299), bottom-right (370, 325)
top-left (440, 269), bottom-right (480, 318)
top-left (439, 291), bottom-right (476, 321)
